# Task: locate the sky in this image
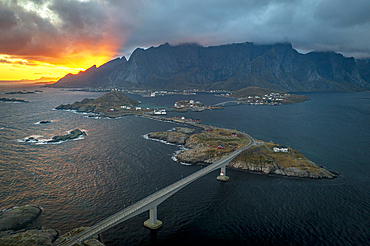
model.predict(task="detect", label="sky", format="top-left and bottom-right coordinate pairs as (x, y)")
top-left (1, 0), bottom-right (370, 83)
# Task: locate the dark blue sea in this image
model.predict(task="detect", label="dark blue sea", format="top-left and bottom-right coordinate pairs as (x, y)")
top-left (0, 88), bottom-right (369, 246)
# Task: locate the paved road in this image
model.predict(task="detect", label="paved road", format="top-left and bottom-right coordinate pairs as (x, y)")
top-left (56, 132), bottom-right (255, 246)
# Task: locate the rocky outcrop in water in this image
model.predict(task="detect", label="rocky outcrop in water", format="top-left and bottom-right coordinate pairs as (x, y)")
top-left (0, 205), bottom-right (42, 231)
top-left (0, 98), bottom-right (29, 103)
top-left (48, 129), bottom-right (86, 143)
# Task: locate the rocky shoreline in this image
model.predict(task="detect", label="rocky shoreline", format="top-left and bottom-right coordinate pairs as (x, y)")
top-left (147, 126), bottom-right (336, 179)
top-left (0, 205), bottom-right (105, 246)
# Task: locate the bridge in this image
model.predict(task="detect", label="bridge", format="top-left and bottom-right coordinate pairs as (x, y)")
top-left (56, 132), bottom-right (255, 246)
top-left (213, 100), bottom-right (244, 107)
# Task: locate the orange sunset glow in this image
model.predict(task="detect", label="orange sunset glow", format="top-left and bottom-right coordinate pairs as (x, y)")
top-left (0, 0), bottom-right (123, 84)
top-left (0, 38), bottom-right (121, 83)
top-left (0, 49), bottom-right (118, 82)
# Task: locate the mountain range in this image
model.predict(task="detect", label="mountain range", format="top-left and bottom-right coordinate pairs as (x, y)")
top-left (51, 42), bottom-right (370, 92)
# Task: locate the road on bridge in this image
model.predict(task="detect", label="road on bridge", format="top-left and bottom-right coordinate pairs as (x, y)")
top-left (56, 131), bottom-right (255, 246)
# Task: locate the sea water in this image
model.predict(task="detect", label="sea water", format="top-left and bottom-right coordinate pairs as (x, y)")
top-left (0, 88), bottom-right (369, 245)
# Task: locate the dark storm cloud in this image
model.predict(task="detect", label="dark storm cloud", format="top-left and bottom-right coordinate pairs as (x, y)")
top-left (314, 0), bottom-right (370, 28)
top-left (0, 6), bottom-right (17, 30)
top-left (0, 0), bottom-right (369, 66)
top-left (116, 0), bottom-right (370, 58)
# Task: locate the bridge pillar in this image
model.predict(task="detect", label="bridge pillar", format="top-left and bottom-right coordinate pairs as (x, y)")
top-left (144, 206), bottom-right (163, 230)
top-left (217, 166), bottom-right (229, 181)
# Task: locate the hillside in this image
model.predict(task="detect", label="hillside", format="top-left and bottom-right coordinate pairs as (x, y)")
top-left (52, 42), bottom-right (370, 92)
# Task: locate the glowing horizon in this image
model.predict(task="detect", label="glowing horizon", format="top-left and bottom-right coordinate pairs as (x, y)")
top-left (0, 52), bottom-right (115, 83)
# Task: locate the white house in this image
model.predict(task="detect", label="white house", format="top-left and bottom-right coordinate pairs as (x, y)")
top-left (273, 146), bottom-right (289, 152)
top-left (154, 109), bottom-right (166, 115)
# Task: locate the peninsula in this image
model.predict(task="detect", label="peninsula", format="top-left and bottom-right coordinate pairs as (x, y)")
top-left (147, 127), bottom-right (335, 179)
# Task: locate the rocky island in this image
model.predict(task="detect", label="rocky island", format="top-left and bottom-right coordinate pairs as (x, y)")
top-left (22, 129), bottom-right (86, 144)
top-left (223, 86), bottom-right (310, 105)
top-left (0, 205), bottom-right (105, 245)
top-left (48, 129), bottom-right (86, 143)
top-left (147, 127), bottom-right (335, 179)
top-left (56, 91), bottom-right (141, 117)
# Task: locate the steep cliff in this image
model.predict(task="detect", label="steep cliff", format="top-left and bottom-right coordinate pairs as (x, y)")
top-left (52, 42), bottom-right (370, 92)
top-left (52, 57), bottom-right (127, 88)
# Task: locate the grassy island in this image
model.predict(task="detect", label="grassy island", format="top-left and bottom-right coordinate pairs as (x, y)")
top-left (148, 126), bottom-right (335, 179)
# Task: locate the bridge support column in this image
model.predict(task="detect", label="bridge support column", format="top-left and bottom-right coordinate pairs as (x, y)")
top-left (217, 166), bottom-right (229, 181)
top-left (144, 206), bottom-right (162, 230)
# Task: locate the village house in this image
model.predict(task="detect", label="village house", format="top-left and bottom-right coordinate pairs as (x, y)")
top-left (273, 146), bottom-right (289, 152)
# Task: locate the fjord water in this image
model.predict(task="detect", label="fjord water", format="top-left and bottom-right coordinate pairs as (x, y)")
top-left (0, 88), bottom-right (369, 245)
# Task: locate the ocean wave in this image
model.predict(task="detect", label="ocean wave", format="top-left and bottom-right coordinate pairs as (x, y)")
top-left (171, 147), bottom-right (192, 166)
top-left (144, 133), bottom-right (192, 165)
top-left (142, 133), bottom-right (181, 146)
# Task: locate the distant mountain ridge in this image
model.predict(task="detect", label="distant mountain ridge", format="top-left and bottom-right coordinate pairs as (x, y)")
top-left (52, 42), bottom-right (370, 92)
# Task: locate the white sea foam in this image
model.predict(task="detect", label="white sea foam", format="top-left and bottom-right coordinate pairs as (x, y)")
top-left (34, 121), bottom-right (52, 125)
top-left (171, 147), bottom-right (192, 166)
top-left (143, 133), bottom-right (179, 146)
top-left (144, 133), bottom-right (192, 165)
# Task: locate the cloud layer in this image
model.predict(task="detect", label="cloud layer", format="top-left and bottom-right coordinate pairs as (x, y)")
top-left (0, 0), bottom-right (124, 68)
top-left (1, 0), bottom-right (370, 73)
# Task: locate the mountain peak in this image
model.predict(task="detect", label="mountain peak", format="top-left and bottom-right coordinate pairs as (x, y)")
top-left (52, 41), bottom-right (370, 92)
